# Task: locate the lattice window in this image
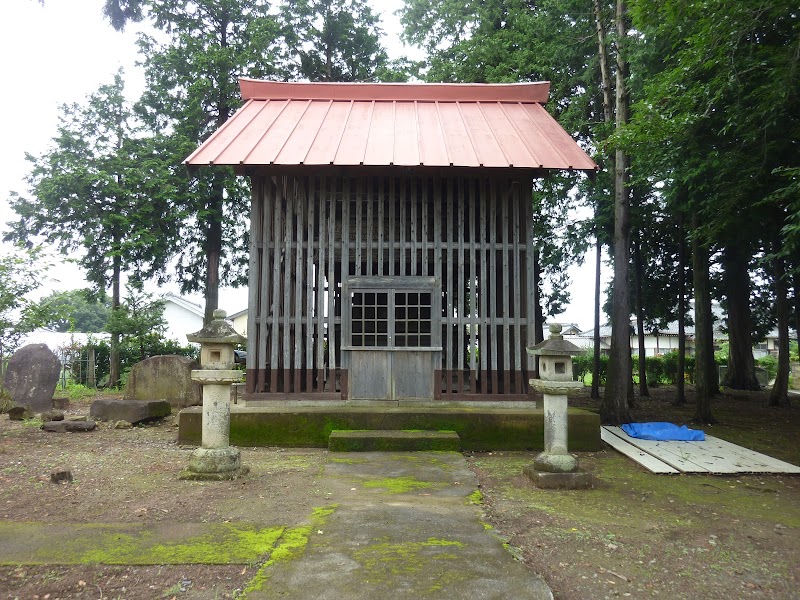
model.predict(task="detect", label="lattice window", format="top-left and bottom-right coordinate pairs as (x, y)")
top-left (347, 278), bottom-right (437, 349)
top-left (350, 291), bottom-right (389, 347)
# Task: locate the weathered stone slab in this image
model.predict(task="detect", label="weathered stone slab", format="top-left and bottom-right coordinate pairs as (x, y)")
top-left (8, 406), bottom-right (34, 421)
top-left (90, 399), bottom-right (171, 424)
top-left (2, 344), bottom-right (61, 412)
top-left (124, 355), bottom-right (202, 408)
top-left (42, 420), bottom-right (96, 432)
top-left (41, 410), bottom-right (64, 422)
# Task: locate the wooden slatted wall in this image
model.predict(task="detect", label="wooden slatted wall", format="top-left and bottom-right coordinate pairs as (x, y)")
top-left (246, 173), bottom-right (534, 399)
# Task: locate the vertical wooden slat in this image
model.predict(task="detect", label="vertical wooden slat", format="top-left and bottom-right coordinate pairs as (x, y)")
top-left (525, 181), bottom-right (536, 374)
top-left (355, 178), bottom-right (362, 276)
top-left (422, 178), bottom-right (429, 277)
top-left (457, 179), bottom-right (465, 394)
top-left (469, 178), bottom-right (478, 393)
top-left (282, 180), bottom-right (293, 392)
top-left (341, 177), bottom-right (351, 382)
top-left (399, 178), bottom-right (406, 276)
top-left (410, 178), bottom-right (417, 276)
top-left (270, 178), bottom-right (283, 392)
top-left (306, 176), bottom-right (315, 393)
top-left (433, 177), bottom-right (442, 383)
top-left (342, 178), bottom-right (351, 279)
top-left (489, 178), bottom-right (498, 394)
top-left (479, 178), bottom-right (489, 392)
top-left (446, 177), bottom-right (455, 393)
top-left (389, 177), bottom-right (396, 276)
top-left (502, 182), bottom-right (512, 394)
top-left (316, 177), bottom-right (327, 391)
top-left (259, 179), bottom-right (273, 393)
top-left (327, 181), bottom-right (337, 390)
top-left (377, 178), bottom-right (384, 276)
top-left (366, 177), bottom-right (373, 276)
top-left (293, 179), bottom-right (304, 393)
top-left (512, 182), bottom-right (523, 391)
top-left (247, 179), bottom-right (261, 393)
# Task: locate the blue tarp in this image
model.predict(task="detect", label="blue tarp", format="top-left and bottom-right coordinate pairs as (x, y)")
top-left (621, 422), bottom-right (705, 441)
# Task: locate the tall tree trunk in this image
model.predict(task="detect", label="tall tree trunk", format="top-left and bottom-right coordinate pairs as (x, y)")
top-left (203, 174), bottom-right (225, 325)
top-left (592, 0), bottom-right (612, 401)
top-left (601, 0), bottom-right (632, 425)
top-left (634, 235), bottom-right (649, 397)
top-left (692, 215), bottom-right (716, 424)
top-left (675, 208), bottom-right (687, 405)
top-left (721, 244), bottom-right (760, 390)
top-left (109, 249), bottom-right (122, 389)
top-left (769, 237), bottom-right (791, 406)
top-left (592, 228), bottom-right (602, 399)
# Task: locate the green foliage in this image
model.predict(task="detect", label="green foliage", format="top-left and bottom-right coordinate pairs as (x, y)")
top-left (573, 353), bottom-right (609, 386)
top-left (278, 0), bottom-right (397, 82)
top-left (0, 246), bottom-right (59, 359)
top-left (106, 281), bottom-right (167, 364)
top-left (6, 72), bottom-right (180, 296)
top-left (33, 289), bottom-right (111, 333)
top-left (757, 355), bottom-right (778, 381)
top-left (92, 336), bottom-right (198, 387)
top-left (134, 0), bottom-right (282, 309)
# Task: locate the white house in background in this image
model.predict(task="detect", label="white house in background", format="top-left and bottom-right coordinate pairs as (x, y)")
top-left (228, 308), bottom-right (248, 338)
top-left (161, 293), bottom-right (204, 343)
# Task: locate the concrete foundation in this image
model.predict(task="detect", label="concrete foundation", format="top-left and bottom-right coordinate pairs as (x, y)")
top-left (178, 405), bottom-right (601, 451)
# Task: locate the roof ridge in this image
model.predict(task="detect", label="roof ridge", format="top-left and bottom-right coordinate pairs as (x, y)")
top-left (239, 79), bottom-right (551, 104)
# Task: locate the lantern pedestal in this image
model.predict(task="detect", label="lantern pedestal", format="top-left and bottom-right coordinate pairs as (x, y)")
top-left (524, 324), bottom-right (593, 489)
top-left (180, 310), bottom-right (249, 481)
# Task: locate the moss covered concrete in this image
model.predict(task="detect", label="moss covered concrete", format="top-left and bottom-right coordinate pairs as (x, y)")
top-left (178, 406), bottom-right (600, 451)
top-left (0, 522), bottom-right (284, 565)
top-left (328, 429), bottom-right (460, 452)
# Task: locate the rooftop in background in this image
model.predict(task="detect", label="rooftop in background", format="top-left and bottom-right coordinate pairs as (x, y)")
top-left (185, 79), bottom-right (597, 173)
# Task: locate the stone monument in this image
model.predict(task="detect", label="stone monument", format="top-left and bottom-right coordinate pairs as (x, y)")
top-left (180, 310), bottom-right (249, 480)
top-left (3, 344), bottom-right (62, 413)
top-left (524, 324), bottom-right (592, 489)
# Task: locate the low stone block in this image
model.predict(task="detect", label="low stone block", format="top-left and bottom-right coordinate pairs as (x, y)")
top-left (90, 399), bottom-right (171, 424)
top-left (41, 410), bottom-right (65, 422)
top-left (52, 398), bottom-right (70, 410)
top-left (8, 406), bottom-right (34, 421)
top-left (50, 469), bottom-right (73, 484)
top-left (523, 465), bottom-right (593, 489)
top-left (42, 420), bottom-right (96, 433)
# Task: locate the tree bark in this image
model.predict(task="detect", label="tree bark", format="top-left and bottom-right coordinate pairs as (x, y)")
top-left (692, 216), bottom-right (716, 424)
top-left (600, 0), bottom-right (633, 425)
top-left (592, 228), bottom-right (602, 399)
top-left (109, 248), bottom-right (122, 389)
top-left (674, 207), bottom-right (687, 405)
top-left (634, 234), bottom-right (649, 397)
top-left (591, 0), bottom-right (612, 401)
top-left (769, 237), bottom-right (791, 406)
top-left (721, 244), bottom-right (760, 390)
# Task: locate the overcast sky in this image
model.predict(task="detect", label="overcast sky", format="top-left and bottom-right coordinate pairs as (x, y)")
top-left (0, 0), bottom-right (608, 327)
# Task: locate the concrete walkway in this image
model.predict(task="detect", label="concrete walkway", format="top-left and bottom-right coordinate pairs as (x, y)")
top-left (0, 452), bottom-right (552, 599)
top-left (244, 451), bottom-right (552, 599)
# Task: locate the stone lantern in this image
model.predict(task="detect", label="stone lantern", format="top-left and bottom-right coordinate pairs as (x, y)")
top-left (180, 309), bottom-right (249, 480)
top-left (525, 323), bottom-right (592, 489)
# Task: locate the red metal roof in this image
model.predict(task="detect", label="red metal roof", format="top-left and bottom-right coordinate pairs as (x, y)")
top-left (185, 79), bottom-right (597, 172)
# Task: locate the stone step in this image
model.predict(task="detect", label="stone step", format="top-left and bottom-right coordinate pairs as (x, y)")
top-left (328, 429), bottom-right (461, 452)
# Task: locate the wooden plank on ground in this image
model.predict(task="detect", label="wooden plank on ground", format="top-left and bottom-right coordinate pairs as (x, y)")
top-left (603, 426), bottom-right (800, 475)
top-left (694, 436), bottom-right (800, 474)
top-left (603, 426), bottom-right (713, 473)
top-left (601, 427), bottom-right (679, 474)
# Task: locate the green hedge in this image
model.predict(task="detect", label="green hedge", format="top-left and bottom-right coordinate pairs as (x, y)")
top-left (573, 351), bottom-right (723, 386)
